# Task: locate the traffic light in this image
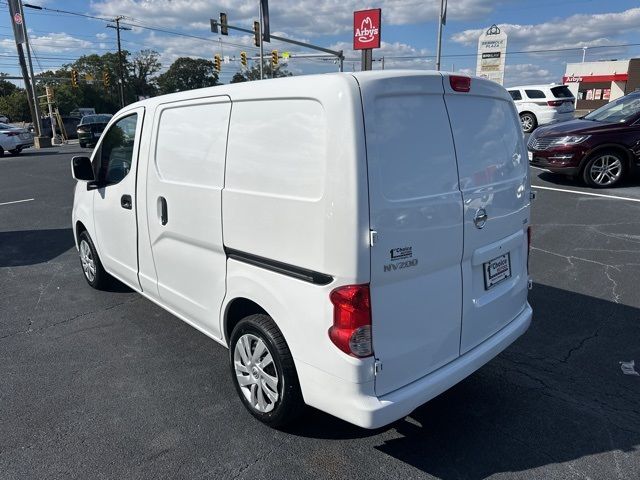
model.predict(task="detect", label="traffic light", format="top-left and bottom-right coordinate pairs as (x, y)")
top-left (253, 21), bottom-right (260, 47)
top-left (220, 12), bottom-right (228, 35)
top-left (214, 54), bottom-right (222, 72)
top-left (271, 50), bottom-right (278, 67)
top-left (103, 71), bottom-right (110, 88)
top-left (71, 69), bottom-right (78, 88)
top-left (240, 51), bottom-right (247, 68)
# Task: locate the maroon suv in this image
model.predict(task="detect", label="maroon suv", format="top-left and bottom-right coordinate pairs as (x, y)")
top-left (528, 91), bottom-right (640, 187)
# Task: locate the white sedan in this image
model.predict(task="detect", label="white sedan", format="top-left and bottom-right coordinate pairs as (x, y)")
top-left (0, 123), bottom-right (33, 156)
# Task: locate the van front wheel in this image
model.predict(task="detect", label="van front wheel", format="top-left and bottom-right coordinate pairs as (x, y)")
top-left (78, 231), bottom-right (112, 289)
top-left (229, 314), bottom-right (304, 428)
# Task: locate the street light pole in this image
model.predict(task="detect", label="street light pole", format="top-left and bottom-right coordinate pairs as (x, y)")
top-left (107, 16), bottom-right (130, 108)
top-left (259, 1), bottom-right (264, 80)
top-left (582, 47), bottom-right (587, 63)
top-left (435, 0), bottom-right (446, 71)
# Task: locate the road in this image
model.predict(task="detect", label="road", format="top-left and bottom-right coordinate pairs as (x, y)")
top-left (1, 144), bottom-right (639, 480)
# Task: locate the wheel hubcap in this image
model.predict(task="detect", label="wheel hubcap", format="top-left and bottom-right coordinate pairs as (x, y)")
top-left (233, 334), bottom-right (279, 413)
top-left (590, 155), bottom-right (622, 186)
top-left (79, 240), bottom-right (96, 282)
top-left (521, 115), bottom-right (533, 131)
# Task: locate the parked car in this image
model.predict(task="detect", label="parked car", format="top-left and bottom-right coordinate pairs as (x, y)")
top-left (528, 91), bottom-right (640, 188)
top-left (38, 116), bottom-right (81, 139)
top-left (508, 84), bottom-right (575, 133)
top-left (77, 114), bottom-right (112, 148)
top-left (70, 71), bottom-right (532, 429)
top-left (0, 123), bottom-right (33, 156)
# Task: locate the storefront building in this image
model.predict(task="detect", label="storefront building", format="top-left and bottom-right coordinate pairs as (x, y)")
top-left (563, 58), bottom-right (640, 110)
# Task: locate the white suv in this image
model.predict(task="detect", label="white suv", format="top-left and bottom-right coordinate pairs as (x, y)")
top-left (508, 84), bottom-right (575, 133)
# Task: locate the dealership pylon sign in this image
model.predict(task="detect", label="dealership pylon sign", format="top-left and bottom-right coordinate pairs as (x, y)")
top-left (476, 24), bottom-right (507, 85)
top-left (354, 8), bottom-right (381, 71)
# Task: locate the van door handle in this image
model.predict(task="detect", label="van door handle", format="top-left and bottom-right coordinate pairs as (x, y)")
top-left (158, 196), bottom-right (168, 225)
top-left (121, 194), bottom-right (132, 210)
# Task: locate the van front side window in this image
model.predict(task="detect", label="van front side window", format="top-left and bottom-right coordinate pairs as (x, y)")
top-left (96, 114), bottom-right (138, 185)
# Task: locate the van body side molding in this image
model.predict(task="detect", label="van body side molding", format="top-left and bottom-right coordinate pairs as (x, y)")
top-left (225, 248), bottom-right (334, 286)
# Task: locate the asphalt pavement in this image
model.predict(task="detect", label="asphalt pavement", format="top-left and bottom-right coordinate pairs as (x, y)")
top-left (1, 144), bottom-right (639, 480)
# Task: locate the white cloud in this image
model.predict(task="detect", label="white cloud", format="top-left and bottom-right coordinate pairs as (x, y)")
top-left (91, 0), bottom-right (503, 37)
top-left (96, 32), bottom-right (108, 40)
top-left (330, 40), bottom-right (432, 71)
top-left (451, 8), bottom-right (640, 53)
top-left (503, 63), bottom-right (557, 87)
top-left (0, 32), bottom-right (93, 54)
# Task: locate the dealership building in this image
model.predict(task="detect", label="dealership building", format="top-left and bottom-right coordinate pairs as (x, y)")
top-left (563, 58), bottom-right (640, 110)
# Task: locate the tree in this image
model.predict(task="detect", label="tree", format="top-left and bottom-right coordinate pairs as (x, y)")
top-left (0, 91), bottom-right (30, 122)
top-left (236, 61), bottom-right (292, 82)
top-left (230, 72), bottom-right (247, 83)
top-left (156, 57), bottom-right (220, 94)
top-left (129, 49), bottom-right (161, 99)
top-left (0, 74), bottom-right (19, 97)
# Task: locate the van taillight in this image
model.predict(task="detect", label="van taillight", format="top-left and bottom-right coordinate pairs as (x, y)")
top-left (547, 100), bottom-right (563, 107)
top-left (527, 226), bottom-right (532, 273)
top-left (449, 75), bottom-right (471, 92)
top-left (328, 284), bottom-right (373, 358)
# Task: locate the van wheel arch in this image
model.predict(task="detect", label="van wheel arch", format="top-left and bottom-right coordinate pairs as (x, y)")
top-left (224, 297), bottom-right (268, 345)
top-left (75, 221), bottom-right (87, 248)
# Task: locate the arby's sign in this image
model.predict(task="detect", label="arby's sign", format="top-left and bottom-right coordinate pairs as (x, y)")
top-left (353, 9), bottom-right (381, 50)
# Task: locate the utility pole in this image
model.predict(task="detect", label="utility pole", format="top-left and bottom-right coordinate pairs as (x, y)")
top-left (258, 2), bottom-right (264, 80)
top-left (582, 47), bottom-right (587, 63)
top-left (18, 1), bottom-right (43, 138)
top-left (107, 16), bottom-right (130, 108)
top-left (7, 0), bottom-right (42, 143)
top-left (435, 0), bottom-right (446, 70)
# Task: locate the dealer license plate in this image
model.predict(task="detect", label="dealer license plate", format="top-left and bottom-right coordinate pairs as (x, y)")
top-left (484, 253), bottom-right (511, 290)
top-left (527, 151), bottom-right (533, 161)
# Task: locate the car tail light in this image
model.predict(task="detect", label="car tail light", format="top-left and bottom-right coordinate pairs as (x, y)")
top-left (449, 75), bottom-right (471, 92)
top-left (328, 284), bottom-right (373, 358)
top-left (527, 226), bottom-right (532, 273)
top-left (547, 100), bottom-right (563, 107)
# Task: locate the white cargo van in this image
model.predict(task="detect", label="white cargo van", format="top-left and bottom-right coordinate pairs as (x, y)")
top-left (71, 71), bottom-right (533, 429)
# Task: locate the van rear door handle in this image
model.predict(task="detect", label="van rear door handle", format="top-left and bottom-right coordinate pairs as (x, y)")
top-left (121, 194), bottom-right (132, 210)
top-left (158, 196), bottom-right (168, 225)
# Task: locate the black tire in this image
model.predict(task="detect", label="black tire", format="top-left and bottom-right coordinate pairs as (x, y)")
top-left (77, 230), bottom-right (112, 289)
top-left (581, 149), bottom-right (626, 188)
top-left (9, 148), bottom-right (22, 155)
top-left (229, 314), bottom-right (304, 428)
top-left (520, 112), bottom-right (537, 133)
top-left (0, 147), bottom-right (4, 157)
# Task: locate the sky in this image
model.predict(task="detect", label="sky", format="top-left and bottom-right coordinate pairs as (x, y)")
top-left (1, 0), bottom-right (640, 87)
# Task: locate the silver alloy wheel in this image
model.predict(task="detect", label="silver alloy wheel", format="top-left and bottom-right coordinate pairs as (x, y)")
top-left (520, 114), bottom-right (534, 132)
top-left (233, 333), bottom-right (279, 413)
top-left (79, 239), bottom-right (96, 282)
top-left (589, 154), bottom-right (622, 186)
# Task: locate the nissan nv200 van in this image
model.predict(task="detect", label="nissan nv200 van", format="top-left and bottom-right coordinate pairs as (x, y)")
top-left (71, 71), bottom-right (533, 429)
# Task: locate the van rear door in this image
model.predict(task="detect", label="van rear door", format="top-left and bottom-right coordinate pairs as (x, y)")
top-left (358, 73), bottom-right (464, 396)
top-left (443, 75), bottom-right (530, 354)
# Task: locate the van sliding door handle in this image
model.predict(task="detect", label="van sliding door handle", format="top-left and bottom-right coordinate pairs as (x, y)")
top-left (121, 194), bottom-right (132, 210)
top-left (158, 196), bottom-right (168, 225)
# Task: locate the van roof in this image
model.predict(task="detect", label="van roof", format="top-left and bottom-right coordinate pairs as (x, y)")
top-left (123, 70), bottom-right (506, 111)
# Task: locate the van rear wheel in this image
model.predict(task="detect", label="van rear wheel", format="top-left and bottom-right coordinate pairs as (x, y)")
top-left (229, 314), bottom-right (304, 428)
top-left (78, 231), bottom-right (112, 289)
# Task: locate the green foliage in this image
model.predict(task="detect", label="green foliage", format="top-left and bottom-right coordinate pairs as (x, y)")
top-left (0, 90), bottom-right (30, 122)
top-left (230, 72), bottom-right (247, 84)
top-left (129, 50), bottom-right (161, 98)
top-left (156, 57), bottom-right (220, 94)
top-left (240, 61), bottom-right (292, 81)
top-left (0, 74), bottom-right (19, 97)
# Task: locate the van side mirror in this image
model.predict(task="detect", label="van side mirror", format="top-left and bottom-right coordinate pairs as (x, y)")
top-left (71, 156), bottom-right (94, 181)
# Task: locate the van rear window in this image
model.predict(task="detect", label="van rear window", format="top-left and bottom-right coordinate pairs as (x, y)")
top-left (551, 86), bottom-right (574, 98)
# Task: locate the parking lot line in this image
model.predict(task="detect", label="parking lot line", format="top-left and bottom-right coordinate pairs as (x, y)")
top-left (533, 185), bottom-right (640, 203)
top-left (0, 198), bottom-right (35, 206)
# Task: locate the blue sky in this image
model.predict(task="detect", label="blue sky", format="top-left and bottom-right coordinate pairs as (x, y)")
top-left (1, 0), bottom-right (640, 86)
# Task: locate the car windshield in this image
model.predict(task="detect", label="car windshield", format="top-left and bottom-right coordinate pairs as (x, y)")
top-left (584, 94), bottom-right (640, 123)
top-left (80, 115), bottom-right (112, 125)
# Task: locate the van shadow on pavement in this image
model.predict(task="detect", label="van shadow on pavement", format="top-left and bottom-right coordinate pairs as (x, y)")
top-left (0, 228), bottom-right (75, 267)
top-left (294, 284), bottom-right (640, 478)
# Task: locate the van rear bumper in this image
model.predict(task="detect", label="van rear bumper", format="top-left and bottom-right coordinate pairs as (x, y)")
top-left (298, 303), bottom-right (532, 429)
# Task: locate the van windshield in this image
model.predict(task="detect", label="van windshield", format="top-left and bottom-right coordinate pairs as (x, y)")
top-left (584, 94), bottom-right (640, 123)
